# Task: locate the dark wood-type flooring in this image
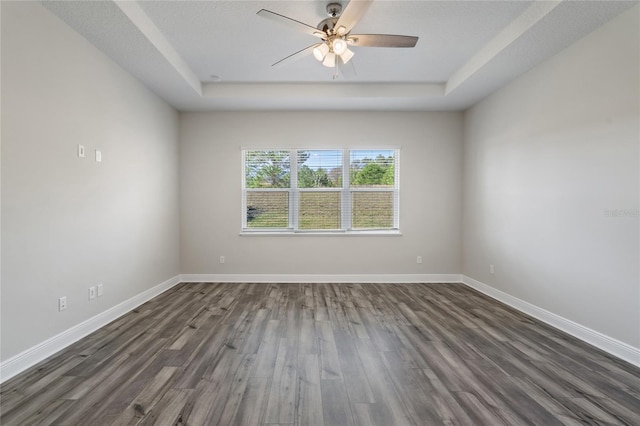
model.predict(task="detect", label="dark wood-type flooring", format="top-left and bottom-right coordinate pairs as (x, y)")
top-left (2, 282), bottom-right (640, 425)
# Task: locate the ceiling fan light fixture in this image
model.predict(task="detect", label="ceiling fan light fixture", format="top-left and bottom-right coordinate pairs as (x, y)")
top-left (257, 4), bottom-right (419, 70)
top-left (313, 42), bottom-right (330, 61)
top-left (332, 38), bottom-right (348, 55)
top-left (322, 52), bottom-right (336, 67)
top-left (339, 47), bottom-right (354, 64)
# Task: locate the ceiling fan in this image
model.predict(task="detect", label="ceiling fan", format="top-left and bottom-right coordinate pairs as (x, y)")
top-left (257, 1), bottom-right (418, 69)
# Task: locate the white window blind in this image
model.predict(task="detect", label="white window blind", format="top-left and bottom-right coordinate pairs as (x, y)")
top-left (297, 150), bottom-right (343, 230)
top-left (349, 150), bottom-right (397, 230)
top-left (242, 149), bottom-right (399, 233)
top-left (244, 150), bottom-right (291, 229)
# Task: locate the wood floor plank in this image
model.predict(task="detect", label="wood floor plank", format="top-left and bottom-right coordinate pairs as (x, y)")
top-left (180, 347), bottom-right (237, 425)
top-left (353, 339), bottom-right (413, 426)
top-left (463, 357), bottom-right (560, 425)
top-left (52, 336), bottom-right (171, 424)
top-left (510, 376), bottom-right (604, 425)
top-left (265, 337), bottom-right (298, 423)
top-left (217, 353), bottom-right (256, 425)
top-left (234, 376), bottom-right (270, 426)
top-left (380, 350), bottom-right (444, 425)
top-left (109, 366), bottom-right (180, 425)
top-left (333, 329), bottom-right (376, 404)
top-left (0, 376), bottom-right (81, 425)
top-left (563, 397), bottom-right (628, 425)
top-left (357, 307), bottom-right (402, 352)
top-left (17, 398), bottom-right (76, 426)
top-left (313, 284), bottom-right (330, 322)
top-left (454, 391), bottom-right (509, 426)
top-left (237, 308), bottom-right (271, 354)
top-left (345, 307), bottom-right (370, 339)
top-left (2, 282), bottom-right (639, 425)
top-left (0, 354), bottom-right (85, 413)
top-left (352, 402), bottom-right (375, 426)
top-left (252, 319), bottom-right (282, 377)
top-left (317, 320), bottom-right (343, 380)
top-left (86, 353), bottom-right (180, 424)
top-left (298, 318), bottom-right (318, 362)
top-left (137, 388), bottom-right (192, 426)
top-left (186, 348), bottom-right (246, 425)
top-left (172, 320), bottom-right (231, 389)
top-left (320, 379), bottom-right (355, 426)
top-left (421, 367), bottom-right (475, 426)
top-left (296, 354), bottom-right (324, 426)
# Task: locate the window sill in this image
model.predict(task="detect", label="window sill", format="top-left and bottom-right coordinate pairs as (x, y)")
top-left (239, 230), bottom-right (402, 237)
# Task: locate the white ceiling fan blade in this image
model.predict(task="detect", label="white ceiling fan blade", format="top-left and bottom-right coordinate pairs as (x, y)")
top-left (257, 9), bottom-right (325, 38)
top-left (272, 44), bottom-right (321, 68)
top-left (348, 34), bottom-right (419, 48)
top-left (334, 0), bottom-right (373, 34)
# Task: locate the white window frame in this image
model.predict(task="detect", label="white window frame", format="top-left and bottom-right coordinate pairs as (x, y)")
top-left (241, 148), bottom-right (400, 235)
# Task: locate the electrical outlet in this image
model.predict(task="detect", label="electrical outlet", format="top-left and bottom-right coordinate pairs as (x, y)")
top-left (489, 264), bottom-right (495, 274)
top-left (219, 256), bottom-right (225, 264)
top-left (59, 297), bottom-right (67, 311)
top-left (95, 150), bottom-right (102, 162)
top-left (97, 284), bottom-right (104, 297)
top-left (89, 286), bottom-right (96, 300)
top-left (78, 144), bottom-right (85, 158)
top-left (416, 256), bottom-right (423, 264)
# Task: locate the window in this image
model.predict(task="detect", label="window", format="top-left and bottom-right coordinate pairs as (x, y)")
top-left (242, 149), bottom-right (399, 234)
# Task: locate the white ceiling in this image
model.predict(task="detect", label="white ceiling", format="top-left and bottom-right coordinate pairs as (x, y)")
top-left (43, 0), bottom-right (635, 112)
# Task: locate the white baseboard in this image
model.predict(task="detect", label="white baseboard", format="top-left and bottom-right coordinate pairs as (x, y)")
top-left (180, 273), bottom-right (463, 284)
top-left (462, 275), bottom-right (640, 368)
top-left (0, 275), bottom-right (181, 384)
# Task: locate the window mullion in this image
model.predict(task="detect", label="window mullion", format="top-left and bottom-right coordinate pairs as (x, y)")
top-left (394, 148), bottom-right (400, 229)
top-left (342, 149), bottom-right (351, 230)
top-left (241, 189), bottom-right (247, 229)
top-left (241, 151), bottom-right (247, 229)
top-left (290, 149), bottom-right (298, 230)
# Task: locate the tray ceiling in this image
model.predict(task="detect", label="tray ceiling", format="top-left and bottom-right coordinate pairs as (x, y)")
top-left (43, 1), bottom-right (636, 111)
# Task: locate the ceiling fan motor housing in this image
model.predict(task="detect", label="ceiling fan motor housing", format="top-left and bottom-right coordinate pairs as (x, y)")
top-left (326, 3), bottom-right (342, 18)
top-left (317, 17), bottom-right (339, 34)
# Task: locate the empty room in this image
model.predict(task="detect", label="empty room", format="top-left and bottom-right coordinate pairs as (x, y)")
top-left (1, 0), bottom-right (639, 424)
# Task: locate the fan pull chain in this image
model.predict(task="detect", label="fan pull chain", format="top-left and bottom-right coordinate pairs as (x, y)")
top-left (333, 57), bottom-right (343, 80)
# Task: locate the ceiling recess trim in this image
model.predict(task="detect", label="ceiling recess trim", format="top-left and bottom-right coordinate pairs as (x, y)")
top-left (202, 83), bottom-right (445, 99)
top-left (445, 0), bottom-right (563, 95)
top-left (114, 0), bottom-right (202, 96)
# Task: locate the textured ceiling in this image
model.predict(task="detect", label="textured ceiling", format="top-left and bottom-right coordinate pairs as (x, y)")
top-left (43, 1), bottom-right (636, 111)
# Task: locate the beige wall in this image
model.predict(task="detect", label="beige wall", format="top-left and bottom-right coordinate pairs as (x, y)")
top-left (1, 2), bottom-right (180, 360)
top-left (462, 6), bottom-right (639, 347)
top-left (180, 111), bottom-right (463, 276)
